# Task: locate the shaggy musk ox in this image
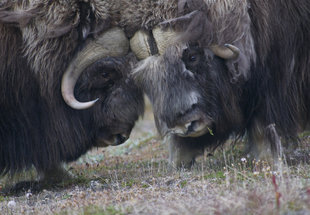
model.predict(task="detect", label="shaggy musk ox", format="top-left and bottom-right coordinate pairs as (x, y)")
top-left (0, 0), bottom-right (239, 184)
top-left (133, 0), bottom-right (310, 167)
top-left (0, 0), bottom-right (148, 187)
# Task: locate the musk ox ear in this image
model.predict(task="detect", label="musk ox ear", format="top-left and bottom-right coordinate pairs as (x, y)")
top-left (209, 43), bottom-right (251, 83)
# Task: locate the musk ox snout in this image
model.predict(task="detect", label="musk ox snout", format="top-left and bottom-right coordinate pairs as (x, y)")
top-left (168, 105), bottom-right (212, 138)
top-left (96, 132), bottom-right (130, 147)
top-left (157, 91), bottom-right (211, 138)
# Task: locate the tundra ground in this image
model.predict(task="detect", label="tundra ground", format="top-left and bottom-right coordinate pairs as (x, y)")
top-left (1, 105), bottom-right (310, 215)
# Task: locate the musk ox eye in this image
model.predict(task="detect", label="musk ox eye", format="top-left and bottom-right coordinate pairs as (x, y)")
top-left (101, 72), bottom-right (109, 78)
top-left (190, 55), bottom-right (197, 62)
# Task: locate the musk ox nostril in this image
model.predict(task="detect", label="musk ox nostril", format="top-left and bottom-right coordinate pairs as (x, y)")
top-left (185, 122), bottom-right (192, 130)
top-left (170, 115), bottom-right (211, 138)
top-left (185, 120), bottom-right (199, 133)
top-left (184, 120), bottom-right (201, 134)
top-left (191, 103), bottom-right (198, 110)
top-left (115, 134), bottom-right (129, 145)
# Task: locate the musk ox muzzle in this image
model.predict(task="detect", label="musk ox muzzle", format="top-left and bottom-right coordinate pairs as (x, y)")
top-left (169, 108), bottom-right (212, 138)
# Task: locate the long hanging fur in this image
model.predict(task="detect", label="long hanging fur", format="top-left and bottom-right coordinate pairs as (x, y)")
top-left (0, 0), bottom-right (146, 176)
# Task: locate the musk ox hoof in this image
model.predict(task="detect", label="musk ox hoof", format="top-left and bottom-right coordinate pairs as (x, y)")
top-left (2, 166), bottom-right (74, 195)
top-left (2, 181), bottom-right (42, 195)
top-left (245, 123), bottom-right (286, 166)
top-left (37, 165), bottom-right (74, 184)
top-left (168, 143), bottom-right (196, 169)
top-left (285, 149), bottom-right (310, 165)
top-left (169, 158), bottom-right (196, 169)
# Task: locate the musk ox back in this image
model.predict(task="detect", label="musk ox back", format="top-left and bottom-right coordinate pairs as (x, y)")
top-left (0, 1), bottom-right (145, 188)
top-left (133, 0), bottom-right (310, 167)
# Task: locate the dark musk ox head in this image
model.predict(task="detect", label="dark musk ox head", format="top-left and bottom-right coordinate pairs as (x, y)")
top-left (60, 28), bottom-right (145, 147)
top-left (73, 53), bottom-right (145, 147)
top-left (0, 1), bottom-right (145, 183)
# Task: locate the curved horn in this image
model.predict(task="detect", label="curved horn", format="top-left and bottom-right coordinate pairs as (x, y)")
top-left (152, 26), bottom-right (178, 55)
top-left (130, 30), bottom-right (152, 60)
top-left (210, 44), bottom-right (240, 60)
top-left (61, 27), bottom-right (129, 110)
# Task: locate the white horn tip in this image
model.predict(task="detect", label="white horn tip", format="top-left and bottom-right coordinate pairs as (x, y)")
top-left (65, 98), bottom-right (99, 110)
top-left (224, 44), bottom-right (240, 52)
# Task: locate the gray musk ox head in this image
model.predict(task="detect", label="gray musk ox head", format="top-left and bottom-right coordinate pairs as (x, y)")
top-left (135, 0), bottom-right (310, 168)
top-left (133, 41), bottom-right (249, 167)
top-left (0, 1), bottom-right (144, 189)
top-left (133, 0), bottom-right (255, 136)
top-left (135, 44), bottom-right (243, 137)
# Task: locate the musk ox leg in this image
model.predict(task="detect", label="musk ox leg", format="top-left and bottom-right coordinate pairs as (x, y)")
top-left (37, 164), bottom-right (73, 184)
top-left (247, 122), bottom-right (310, 165)
top-left (3, 165), bottom-right (73, 194)
top-left (167, 135), bottom-right (204, 169)
top-left (246, 122), bottom-right (283, 164)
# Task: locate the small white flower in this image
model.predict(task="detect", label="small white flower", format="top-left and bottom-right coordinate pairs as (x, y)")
top-left (253, 171), bottom-right (260, 176)
top-left (272, 171), bottom-right (278, 175)
top-left (7, 200), bottom-right (16, 208)
top-left (241, 157), bottom-right (247, 162)
top-left (26, 192), bottom-right (32, 198)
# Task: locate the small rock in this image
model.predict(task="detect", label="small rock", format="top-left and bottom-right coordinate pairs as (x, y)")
top-left (90, 180), bottom-right (101, 191)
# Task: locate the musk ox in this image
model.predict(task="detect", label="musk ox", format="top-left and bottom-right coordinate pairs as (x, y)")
top-left (0, 0), bottom-right (240, 183)
top-left (133, 0), bottom-right (310, 167)
top-left (0, 1), bottom-right (148, 188)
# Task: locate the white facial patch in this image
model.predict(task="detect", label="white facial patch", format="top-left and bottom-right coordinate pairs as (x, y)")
top-left (182, 63), bottom-right (194, 78)
top-left (187, 91), bottom-right (199, 106)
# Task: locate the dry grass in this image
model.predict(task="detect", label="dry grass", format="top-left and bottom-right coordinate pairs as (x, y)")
top-left (1, 107), bottom-right (310, 215)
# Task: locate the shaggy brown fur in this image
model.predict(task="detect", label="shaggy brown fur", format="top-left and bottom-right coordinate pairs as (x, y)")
top-left (0, 0), bottom-right (147, 190)
top-left (0, 0), bottom-right (181, 100)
